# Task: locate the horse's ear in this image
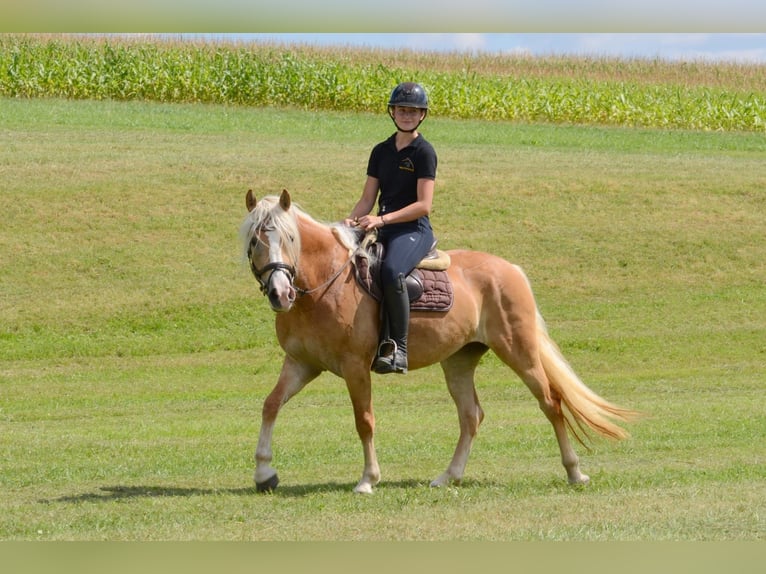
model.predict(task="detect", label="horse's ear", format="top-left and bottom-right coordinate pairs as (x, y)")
top-left (279, 189), bottom-right (291, 211)
top-left (245, 189), bottom-right (256, 212)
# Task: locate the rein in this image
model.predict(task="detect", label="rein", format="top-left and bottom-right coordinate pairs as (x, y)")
top-left (293, 258), bottom-right (353, 297)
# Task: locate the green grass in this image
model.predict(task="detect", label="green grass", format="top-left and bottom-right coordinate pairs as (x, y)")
top-left (1, 96), bottom-right (765, 540)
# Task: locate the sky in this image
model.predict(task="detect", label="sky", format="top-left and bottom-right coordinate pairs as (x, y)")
top-left (0, 0), bottom-right (766, 46)
top-left (216, 33), bottom-right (766, 64)
top-left (4, 0), bottom-right (766, 57)
top-left (4, 1), bottom-right (766, 64)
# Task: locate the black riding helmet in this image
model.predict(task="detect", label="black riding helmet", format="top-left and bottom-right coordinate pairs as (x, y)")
top-left (388, 82), bottom-right (428, 132)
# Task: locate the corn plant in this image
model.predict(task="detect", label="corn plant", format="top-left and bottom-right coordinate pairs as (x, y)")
top-left (1, 34), bottom-right (765, 131)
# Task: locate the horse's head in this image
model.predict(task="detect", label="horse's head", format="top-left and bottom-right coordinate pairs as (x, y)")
top-left (241, 189), bottom-right (300, 312)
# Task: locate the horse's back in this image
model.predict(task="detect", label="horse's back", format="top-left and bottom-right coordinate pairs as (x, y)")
top-left (445, 249), bottom-right (534, 301)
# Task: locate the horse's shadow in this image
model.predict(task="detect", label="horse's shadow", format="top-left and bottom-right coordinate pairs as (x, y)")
top-left (42, 479), bottom-right (432, 503)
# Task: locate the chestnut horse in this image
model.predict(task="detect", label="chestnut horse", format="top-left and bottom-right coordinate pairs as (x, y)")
top-left (241, 189), bottom-right (636, 494)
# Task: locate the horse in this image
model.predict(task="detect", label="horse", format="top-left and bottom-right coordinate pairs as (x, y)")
top-left (240, 189), bottom-right (638, 494)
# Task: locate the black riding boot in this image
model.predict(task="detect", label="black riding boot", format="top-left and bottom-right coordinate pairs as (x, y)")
top-left (372, 274), bottom-right (409, 375)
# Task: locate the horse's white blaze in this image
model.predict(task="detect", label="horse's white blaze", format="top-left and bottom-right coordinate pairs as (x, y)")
top-left (265, 228), bottom-right (296, 310)
top-left (266, 228), bottom-right (283, 265)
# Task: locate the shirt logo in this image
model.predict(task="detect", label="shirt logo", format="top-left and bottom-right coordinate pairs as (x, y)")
top-left (399, 158), bottom-right (415, 172)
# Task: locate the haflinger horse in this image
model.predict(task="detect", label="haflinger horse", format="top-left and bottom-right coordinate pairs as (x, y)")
top-left (241, 189), bottom-right (637, 494)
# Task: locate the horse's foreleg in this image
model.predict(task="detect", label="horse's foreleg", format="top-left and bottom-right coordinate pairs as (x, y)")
top-left (344, 369), bottom-right (379, 494)
top-left (254, 356), bottom-right (320, 492)
top-left (432, 347), bottom-right (487, 488)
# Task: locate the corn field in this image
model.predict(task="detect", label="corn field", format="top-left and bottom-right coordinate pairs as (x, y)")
top-left (2, 34), bottom-right (765, 131)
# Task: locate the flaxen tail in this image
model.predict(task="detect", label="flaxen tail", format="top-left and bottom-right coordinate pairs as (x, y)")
top-left (536, 311), bottom-right (639, 445)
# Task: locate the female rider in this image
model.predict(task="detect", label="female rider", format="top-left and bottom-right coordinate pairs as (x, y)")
top-left (344, 82), bottom-right (437, 374)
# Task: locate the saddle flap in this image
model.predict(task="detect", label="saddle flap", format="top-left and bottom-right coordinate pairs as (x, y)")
top-left (405, 271), bottom-right (424, 302)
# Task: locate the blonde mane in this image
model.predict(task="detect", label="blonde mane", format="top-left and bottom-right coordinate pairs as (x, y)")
top-left (240, 195), bottom-right (367, 270)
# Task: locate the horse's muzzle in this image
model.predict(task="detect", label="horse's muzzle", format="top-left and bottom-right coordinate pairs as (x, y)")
top-left (268, 284), bottom-right (296, 312)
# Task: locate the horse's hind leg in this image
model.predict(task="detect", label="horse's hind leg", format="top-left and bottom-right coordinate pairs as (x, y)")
top-left (521, 364), bottom-right (589, 484)
top-left (431, 343), bottom-right (488, 487)
top-left (255, 356), bottom-right (320, 492)
top-left (494, 337), bottom-right (589, 485)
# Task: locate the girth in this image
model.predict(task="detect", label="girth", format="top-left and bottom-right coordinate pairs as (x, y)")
top-left (353, 239), bottom-right (454, 312)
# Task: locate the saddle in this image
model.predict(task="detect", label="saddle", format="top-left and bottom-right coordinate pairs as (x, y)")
top-left (353, 236), bottom-right (454, 312)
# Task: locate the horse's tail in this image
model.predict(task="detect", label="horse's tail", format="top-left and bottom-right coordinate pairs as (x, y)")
top-left (536, 310), bottom-right (639, 445)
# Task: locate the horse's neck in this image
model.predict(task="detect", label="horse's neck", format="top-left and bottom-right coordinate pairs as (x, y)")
top-left (297, 218), bottom-right (349, 279)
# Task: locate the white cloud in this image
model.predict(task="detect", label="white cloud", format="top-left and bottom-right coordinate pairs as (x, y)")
top-left (558, 33), bottom-right (766, 62)
top-left (450, 34), bottom-right (490, 52)
top-left (676, 49), bottom-right (766, 63)
top-left (395, 33), bottom-right (490, 53)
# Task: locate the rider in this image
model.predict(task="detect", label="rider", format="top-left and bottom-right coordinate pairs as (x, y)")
top-left (344, 81), bottom-right (437, 375)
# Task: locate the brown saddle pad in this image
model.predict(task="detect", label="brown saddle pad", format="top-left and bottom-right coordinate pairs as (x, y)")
top-left (353, 246), bottom-right (453, 312)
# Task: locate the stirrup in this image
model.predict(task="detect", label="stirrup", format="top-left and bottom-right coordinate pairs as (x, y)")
top-left (372, 339), bottom-right (407, 374)
top-left (376, 339), bottom-right (396, 358)
top-left (372, 339), bottom-right (396, 372)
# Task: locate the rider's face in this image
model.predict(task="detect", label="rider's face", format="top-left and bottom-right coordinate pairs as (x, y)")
top-left (392, 106), bottom-right (425, 130)
top-left (393, 106), bottom-right (425, 119)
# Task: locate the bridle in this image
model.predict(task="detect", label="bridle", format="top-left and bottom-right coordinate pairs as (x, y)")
top-left (247, 227), bottom-right (352, 299)
top-left (249, 259), bottom-right (297, 296)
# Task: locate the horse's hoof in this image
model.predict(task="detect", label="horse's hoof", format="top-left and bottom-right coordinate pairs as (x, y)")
top-left (430, 474), bottom-right (460, 488)
top-left (568, 473), bottom-right (590, 486)
top-left (256, 473), bottom-right (280, 493)
top-left (353, 482), bottom-right (374, 494)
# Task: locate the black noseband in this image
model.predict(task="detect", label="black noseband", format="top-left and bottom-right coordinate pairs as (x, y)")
top-left (250, 261), bottom-right (296, 295)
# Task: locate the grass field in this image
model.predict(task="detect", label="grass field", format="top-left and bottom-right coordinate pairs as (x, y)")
top-left (1, 95), bottom-right (765, 542)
